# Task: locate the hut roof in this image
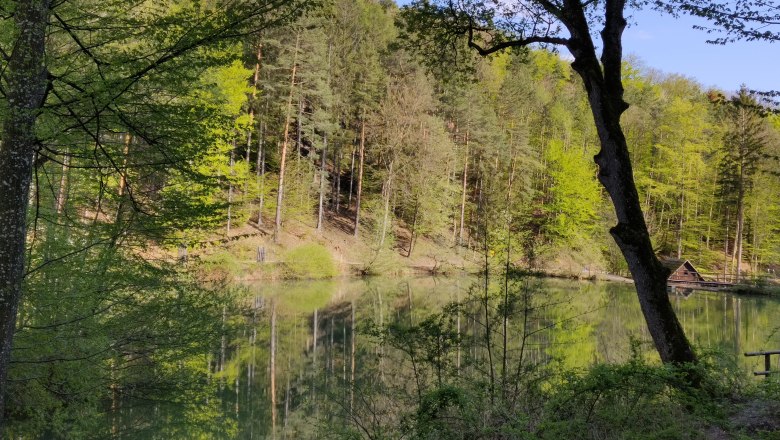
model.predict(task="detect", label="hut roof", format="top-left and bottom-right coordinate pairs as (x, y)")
top-left (659, 257), bottom-right (706, 281)
top-left (659, 257), bottom-right (687, 272)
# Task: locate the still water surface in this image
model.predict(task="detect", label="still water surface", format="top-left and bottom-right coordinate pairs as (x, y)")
top-left (130, 276), bottom-right (780, 438)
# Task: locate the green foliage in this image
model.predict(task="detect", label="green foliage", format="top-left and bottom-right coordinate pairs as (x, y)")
top-left (7, 234), bottom-right (231, 437)
top-left (283, 243), bottom-right (338, 279)
top-left (541, 362), bottom-right (702, 439)
top-left (545, 139), bottom-right (601, 243)
top-left (331, 276), bottom-right (771, 440)
top-left (7, 0), bottom-right (780, 437)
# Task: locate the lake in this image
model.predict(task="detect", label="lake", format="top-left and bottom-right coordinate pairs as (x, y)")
top-left (121, 276), bottom-right (780, 438)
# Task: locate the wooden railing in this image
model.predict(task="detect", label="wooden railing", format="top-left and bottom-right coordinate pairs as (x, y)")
top-left (698, 272), bottom-right (775, 284)
top-left (745, 350), bottom-right (780, 376)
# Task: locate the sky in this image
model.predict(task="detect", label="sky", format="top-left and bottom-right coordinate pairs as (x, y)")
top-left (623, 8), bottom-right (778, 93)
top-left (394, 1), bottom-right (779, 93)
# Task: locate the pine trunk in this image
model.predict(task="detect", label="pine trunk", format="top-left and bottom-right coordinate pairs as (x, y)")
top-left (458, 131), bottom-right (469, 247)
top-left (379, 161), bottom-right (394, 248)
top-left (317, 134), bottom-right (328, 231)
top-left (257, 123), bottom-right (265, 226)
top-left (735, 194), bottom-right (744, 283)
top-left (55, 150), bottom-right (71, 216)
top-left (274, 34), bottom-right (300, 243)
top-left (354, 120), bottom-right (366, 237)
top-left (407, 201), bottom-right (419, 257)
top-left (227, 146), bottom-right (235, 235)
top-left (348, 145), bottom-right (356, 206)
top-left (334, 147), bottom-right (341, 212)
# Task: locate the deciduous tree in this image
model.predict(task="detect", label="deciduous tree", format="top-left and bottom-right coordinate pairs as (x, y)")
top-left (400, 0), bottom-right (698, 367)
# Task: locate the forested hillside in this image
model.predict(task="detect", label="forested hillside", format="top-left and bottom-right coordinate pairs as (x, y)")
top-left (19, 1), bottom-right (778, 281)
top-left (2, 0), bottom-right (779, 436)
top-left (185, 0), bottom-right (780, 279)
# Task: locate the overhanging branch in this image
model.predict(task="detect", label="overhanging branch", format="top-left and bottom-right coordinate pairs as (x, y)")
top-left (466, 23), bottom-right (569, 55)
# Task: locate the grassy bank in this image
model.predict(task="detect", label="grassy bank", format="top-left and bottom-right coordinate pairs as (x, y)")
top-left (184, 211), bottom-right (635, 282)
top-left (190, 215), bottom-right (483, 281)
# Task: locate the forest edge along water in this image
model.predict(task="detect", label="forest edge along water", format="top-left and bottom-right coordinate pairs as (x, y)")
top-left (110, 276), bottom-right (780, 438)
top-left (3, 0), bottom-right (780, 437)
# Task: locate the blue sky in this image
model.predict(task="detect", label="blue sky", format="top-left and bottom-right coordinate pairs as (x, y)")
top-left (393, 1), bottom-right (778, 93)
top-left (623, 8), bottom-right (777, 93)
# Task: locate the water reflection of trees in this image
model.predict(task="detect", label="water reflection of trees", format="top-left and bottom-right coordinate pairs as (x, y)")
top-left (211, 277), bottom-right (780, 438)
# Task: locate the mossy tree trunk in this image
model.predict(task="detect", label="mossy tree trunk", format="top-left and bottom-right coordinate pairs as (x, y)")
top-left (0, 0), bottom-right (52, 429)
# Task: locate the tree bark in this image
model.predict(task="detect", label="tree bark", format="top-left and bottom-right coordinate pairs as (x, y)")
top-left (55, 150), bottom-right (71, 216)
top-left (297, 97), bottom-right (303, 157)
top-left (244, 46), bottom-right (261, 198)
top-left (317, 134), bottom-right (328, 231)
top-left (354, 119), bottom-right (366, 237)
top-left (379, 160), bottom-right (394, 248)
top-left (334, 146), bottom-right (341, 212)
top-left (274, 34), bottom-right (300, 243)
top-left (407, 200), bottom-right (419, 257)
top-left (348, 144), bottom-right (356, 206)
top-left (227, 146), bottom-right (235, 235)
top-left (735, 165), bottom-right (745, 282)
top-left (723, 207), bottom-right (731, 281)
top-left (115, 133), bottom-right (132, 222)
top-left (458, 130), bottom-right (470, 247)
top-left (677, 191), bottom-right (684, 259)
top-left (257, 122), bottom-right (265, 226)
top-left (677, 153), bottom-right (685, 260)
top-left (118, 133), bottom-right (132, 198)
top-left (0, 0), bottom-right (52, 429)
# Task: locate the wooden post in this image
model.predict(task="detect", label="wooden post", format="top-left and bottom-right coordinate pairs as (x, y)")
top-left (745, 350), bottom-right (780, 376)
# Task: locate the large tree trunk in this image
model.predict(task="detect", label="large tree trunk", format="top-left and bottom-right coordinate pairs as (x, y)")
top-left (562, 0), bottom-right (696, 366)
top-left (0, 0), bottom-right (52, 430)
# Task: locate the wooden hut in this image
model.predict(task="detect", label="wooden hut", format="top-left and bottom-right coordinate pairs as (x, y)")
top-left (659, 258), bottom-right (706, 283)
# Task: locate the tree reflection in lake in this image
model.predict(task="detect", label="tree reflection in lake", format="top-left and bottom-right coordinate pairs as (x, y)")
top-left (196, 277), bottom-right (780, 438)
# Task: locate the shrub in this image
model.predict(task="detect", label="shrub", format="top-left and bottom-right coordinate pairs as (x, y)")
top-left (283, 244), bottom-right (338, 279)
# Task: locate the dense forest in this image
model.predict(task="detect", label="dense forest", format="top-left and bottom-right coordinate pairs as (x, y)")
top-left (1, 0), bottom-right (780, 437)
top-left (34, 0), bottom-right (775, 278)
top-left (151, 1), bottom-right (780, 278)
